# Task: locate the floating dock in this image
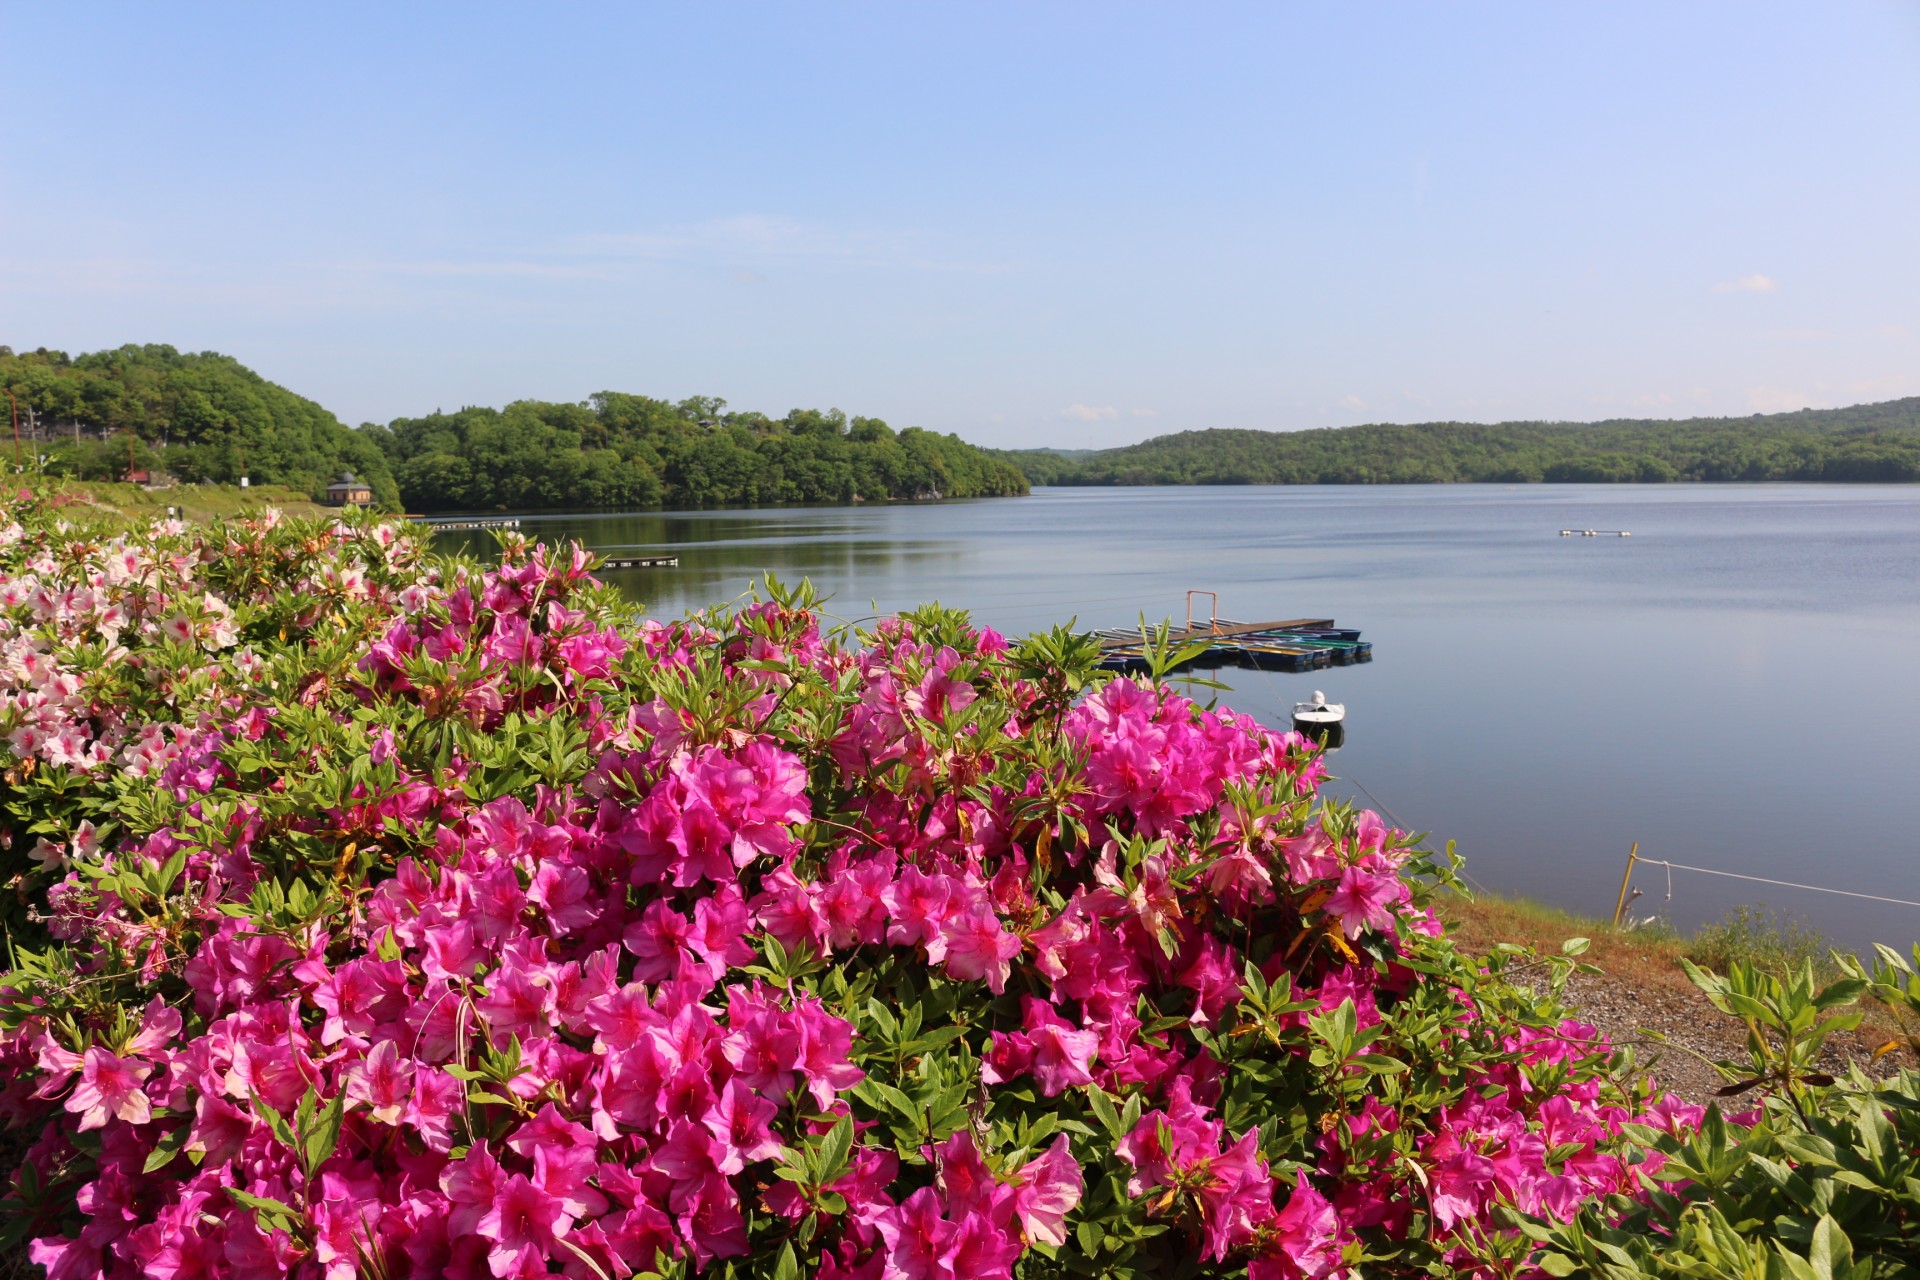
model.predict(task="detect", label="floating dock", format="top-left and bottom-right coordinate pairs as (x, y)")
top-left (414, 517), bottom-right (523, 531)
top-left (596, 555), bottom-right (678, 569)
top-left (1559, 529), bottom-right (1630, 537)
top-left (1095, 617), bottom-right (1373, 675)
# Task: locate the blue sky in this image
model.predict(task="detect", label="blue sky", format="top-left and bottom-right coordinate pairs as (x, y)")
top-left (2, 2), bottom-right (1916, 448)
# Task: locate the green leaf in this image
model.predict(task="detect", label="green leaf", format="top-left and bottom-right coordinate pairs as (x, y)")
top-left (227, 1186), bottom-right (301, 1224)
top-left (301, 1089), bottom-right (348, 1175)
top-left (250, 1094), bottom-right (296, 1148)
top-left (142, 1124), bottom-right (189, 1173)
top-left (1083, 1086), bottom-right (1122, 1137)
top-left (153, 847), bottom-right (189, 897)
top-left (816, 1115), bottom-right (854, 1184)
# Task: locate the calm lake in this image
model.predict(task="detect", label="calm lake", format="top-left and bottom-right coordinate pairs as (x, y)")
top-left (433, 485), bottom-right (1920, 951)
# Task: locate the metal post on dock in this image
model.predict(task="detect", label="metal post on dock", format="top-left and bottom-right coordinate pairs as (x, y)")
top-left (1611, 841), bottom-right (1640, 928)
top-left (1185, 590), bottom-right (1220, 636)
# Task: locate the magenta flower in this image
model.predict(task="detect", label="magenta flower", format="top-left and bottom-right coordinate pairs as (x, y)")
top-left (703, 1081), bottom-right (782, 1173)
top-left (1323, 862), bottom-right (1407, 939)
top-left (1427, 1149), bottom-right (1496, 1231)
top-left (876, 1187), bottom-right (956, 1279)
top-left (65, 1048), bottom-right (150, 1130)
top-left (983, 998), bottom-right (1099, 1096)
top-left (1251, 1181), bottom-right (1342, 1279)
top-left (345, 1038), bottom-right (414, 1124)
top-left (939, 900), bottom-right (1021, 994)
top-left (1195, 1128), bottom-right (1278, 1261)
top-left (475, 1174), bottom-right (571, 1278)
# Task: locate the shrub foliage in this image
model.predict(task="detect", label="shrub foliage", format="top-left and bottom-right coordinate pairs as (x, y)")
top-left (3, 489), bottom-right (1911, 1279)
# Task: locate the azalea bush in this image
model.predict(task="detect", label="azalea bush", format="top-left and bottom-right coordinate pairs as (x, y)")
top-left (0, 488), bottom-right (1687, 1279)
top-left (1517, 955), bottom-right (1920, 1278)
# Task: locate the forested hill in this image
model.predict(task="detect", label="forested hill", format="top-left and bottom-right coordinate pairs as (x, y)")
top-left (996, 398), bottom-right (1920, 486)
top-left (0, 344), bottom-right (401, 505)
top-left (0, 345), bottom-right (1028, 511)
top-left (369, 396), bottom-right (1027, 511)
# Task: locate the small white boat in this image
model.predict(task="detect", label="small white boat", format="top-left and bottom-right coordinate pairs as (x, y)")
top-left (1291, 691), bottom-right (1345, 749)
top-left (1292, 690), bottom-right (1345, 726)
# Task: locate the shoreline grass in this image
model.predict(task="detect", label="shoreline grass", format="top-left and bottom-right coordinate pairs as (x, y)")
top-left (25, 478), bottom-right (333, 524)
top-left (1440, 888), bottom-right (1919, 1057)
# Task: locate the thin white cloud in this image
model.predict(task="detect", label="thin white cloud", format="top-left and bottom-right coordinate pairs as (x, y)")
top-left (1713, 274), bottom-right (1778, 294)
top-left (1746, 386), bottom-right (1811, 413)
top-left (1338, 394), bottom-right (1366, 410)
top-left (1060, 404), bottom-right (1119, 422)
top-left (1129, 407), bottom-right (1159, 418)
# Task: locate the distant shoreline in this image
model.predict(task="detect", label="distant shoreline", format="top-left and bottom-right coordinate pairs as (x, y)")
top-left (993, 396), bottom-right (1920, 487)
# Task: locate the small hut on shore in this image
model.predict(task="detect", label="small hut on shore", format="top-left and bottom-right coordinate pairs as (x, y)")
top-left (324, 471), bottom-right (373, 507)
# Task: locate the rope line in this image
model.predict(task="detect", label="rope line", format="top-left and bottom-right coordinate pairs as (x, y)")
top-left (1634, 857), bottom-right (1920, 910)
top-left (1344, 774), bottom-right (1496, 897)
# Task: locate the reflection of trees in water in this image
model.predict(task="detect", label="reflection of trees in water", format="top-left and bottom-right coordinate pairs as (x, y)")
top-left (433, 511), bottom-right (966, 622)
top-left (647, 539), bottom-right (962, 620)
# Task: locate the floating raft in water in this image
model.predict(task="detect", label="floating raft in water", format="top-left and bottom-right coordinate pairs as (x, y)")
top-left (596, 555), bottom-right (679, 569)
top-left (1094, 617), bottom-right (1373, 675)
top-left (413, 517), bottom-right (523, 531)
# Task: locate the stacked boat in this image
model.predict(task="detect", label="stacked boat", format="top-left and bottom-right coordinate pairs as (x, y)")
top-left (1094, 619), bottom-right (1373, 675)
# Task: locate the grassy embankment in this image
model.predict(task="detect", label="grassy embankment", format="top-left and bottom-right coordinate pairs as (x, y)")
top-left (1444, 892), bottom-right (1840, 981)
top-left (26, 479), bottom-right (333, 523)
top-left (1443, 890), bottom-right (1918, 1075)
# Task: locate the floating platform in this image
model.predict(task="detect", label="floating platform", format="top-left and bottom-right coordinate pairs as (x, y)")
top-left (597, 555), bottom-right (678, 569)
top-left (414, 517), bottom-right (523, 531)
top-left (1095, 616), bottom-right (1372, 675)
top-left (1559, 529), bottom-right (1630, 537)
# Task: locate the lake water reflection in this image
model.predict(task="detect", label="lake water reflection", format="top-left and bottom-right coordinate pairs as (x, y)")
top-left (433, 485), bottom-right (1920, 951)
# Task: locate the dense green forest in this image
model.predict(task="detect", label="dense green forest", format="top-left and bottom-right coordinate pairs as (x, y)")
top-left (996, 398), bottom-right (1920, 486)
top-left (0, 345), bottom-right (401, 505)
top-left (12, 342), bottom-right (1916, 509)
top-left (369, 395), bottom-right (1027, 511)
top-left (0, 346), bottom-right (1027, 511)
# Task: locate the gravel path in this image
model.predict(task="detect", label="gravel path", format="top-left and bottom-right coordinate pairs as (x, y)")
top-left (1518, 965), bottom-right (1911, 1106)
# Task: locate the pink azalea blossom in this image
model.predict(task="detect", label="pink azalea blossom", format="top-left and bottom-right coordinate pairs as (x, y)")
top-left (65, 1048), bottom-right (151, 1130)
top-left (1012, 1135), bottom-right (1084, 1247)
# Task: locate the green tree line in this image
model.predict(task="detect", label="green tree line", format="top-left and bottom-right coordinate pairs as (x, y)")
top-left (0, 345), bottom-right (1028, 511)
top-left (368, 395), bottom-right (1027, 511)
top-left (0, 344), bottom-right (401, 505)
top-left (996, 399), bottom-right (1920, 486)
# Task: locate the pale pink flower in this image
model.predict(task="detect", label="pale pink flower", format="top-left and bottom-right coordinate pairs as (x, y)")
top-left (66, 1047), bottom-right (151, 1130)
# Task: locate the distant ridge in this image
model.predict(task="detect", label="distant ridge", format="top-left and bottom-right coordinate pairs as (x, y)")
top-left (994, 397), bottom-right (1920, 486)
